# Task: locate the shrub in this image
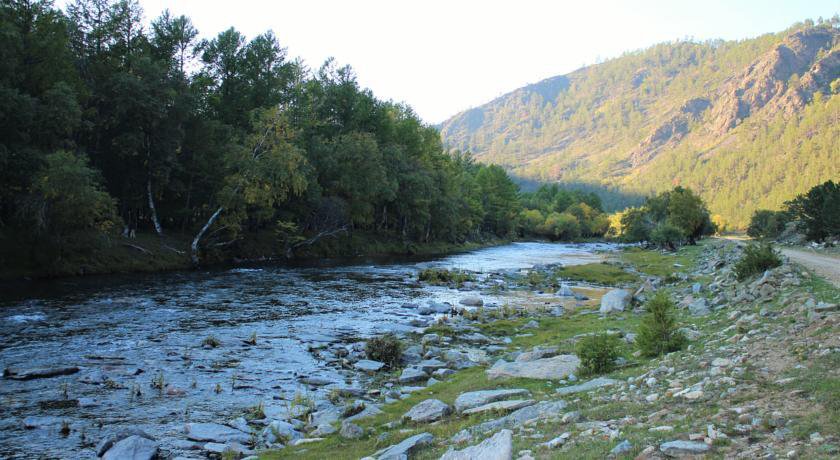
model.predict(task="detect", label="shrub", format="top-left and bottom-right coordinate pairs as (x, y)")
top-left (365, 334), bottom-right (403, 368)
top-left (636, 291), bottom-right (687, 357)
top-left (650, 222), bottom-right (685, 250)
top-left (734, 243), bottom-right (782, 281)
top-left (202, 335), bottom-right (221, 348)
top-left (746, 210), bottom-right (788, 239)
top-left (576, 332), bottom-right (622, 376)
top-left (418, 268), bottom-right (474, 285)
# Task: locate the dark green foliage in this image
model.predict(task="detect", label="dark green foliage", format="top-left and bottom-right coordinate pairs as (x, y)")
top-left (418, 268), bottom-right (475, 285)
top-left (0, 0), bottom-right (525, 272)
top-left (734, 243), bottom-right (782, 281)
top-left (636, 292), bottom-right (687, 357)
top-left (576, 333), bottom-right (622, 376)
top-left (785, 180), bottom-right (840, 242)
top-left (747, 210), bottom-right (789, 239)
top-left (649, 222), bottom-right (685, 250)
top-left (518, 184), bottom-right (609, 240)
top-left (365, 334), bottom-right (402, 369)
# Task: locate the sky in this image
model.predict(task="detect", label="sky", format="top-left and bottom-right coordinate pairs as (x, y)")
top-left (59, 0), bottom-right (839, 123)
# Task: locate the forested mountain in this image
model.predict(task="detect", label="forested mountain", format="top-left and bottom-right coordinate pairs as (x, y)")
top-left (440, 19), bottom-right (840, 228)
top-left (0, 0), bottom-right (524, 270)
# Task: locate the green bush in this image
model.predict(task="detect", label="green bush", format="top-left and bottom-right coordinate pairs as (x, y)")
top-left (576, 333), bottom-right (622, 376)
top-left (746, 210), bottom-right (788, 239)
top-left (785, 180), bottom-right (840, 242)
top-left (650, 222), bottom-right (685, 250)
top-left (734, 243), bottom-right (782, 281)
top-left (418, 268), bottom-right (475, 285)
top-left (636, 291), bottom-right (687, 357)
top-left (365, 334), bottom-right (403, 368)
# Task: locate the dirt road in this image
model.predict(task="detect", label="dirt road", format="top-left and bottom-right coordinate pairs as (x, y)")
top-left (780, 247), bottom-right (840, 287)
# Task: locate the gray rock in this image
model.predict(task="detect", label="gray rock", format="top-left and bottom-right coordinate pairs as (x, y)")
top-left (185, 423), bottom-right (250, 444)
top-left (454, 389), bottom-right (531, 413)
top-left (486, 355), bottom-right (580, 380)
top-left (262, 420), bottom-right (303, 444)
top-left (404, 399), bottom-right (451, 423)
top-left (462, 399), bottom-right (536, 416)
top-left (515, 346), bottom-right (558, 362)
top-left (428, 301), bottom-right (452, 313)
top-left (299, 376), bottom-right (333, 386)
top-left (433, 368), bottom-right (456, 378)
top-left (399, 367), bottom-right (428, 383)
top-left (476, 400), bottom-right (567, 433)
top-left (102, 435), bottom-right (158, 460)
top-left (660, 440), bottom-right (711, 457)
top-left (554, 377), bottom-right (617, 396)
top-left (23, 416), bottom-right (63, 430)
top-left (344, 404), bottom-right (383, 423)
top-left (600, 289), bottom-right (631, 314)
top-left (440, 429), bottom-right (513, 460)
top-left (611, 440), bottom-right (633, 455)
top-left (354, 360), bottom-right (385, 373)
top-left (312, 424), bottom-right (336, 436)
top-left (421, 334), bottom-right (440, 345)
top-left (689, 298), bottom-right (710, 316)
top-left (459, 296), bottom-right (484, 307)
top-left (375, 432), bottom-right (434, 459)
top-left (340, 422), bottom-right (364, 439)
top-left (202, 442), bottom-right (253, 456)
top-left (692, 283), bottom-right (702, 294)
top-left (96, 429), bottom-right (156, 457)
top-left (416, 359), bottom-right (448, 373)
top-left (557, 284), bottom-right (575, 297)
top-left (4, 366), bottom-right (79, 380)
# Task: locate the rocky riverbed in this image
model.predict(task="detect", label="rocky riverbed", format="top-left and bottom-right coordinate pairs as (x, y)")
top-left (0, 242), bottom-right (613, 459)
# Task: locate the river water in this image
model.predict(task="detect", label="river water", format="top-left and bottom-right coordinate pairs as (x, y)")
top-left (0, 242), bottom-right (613, 459)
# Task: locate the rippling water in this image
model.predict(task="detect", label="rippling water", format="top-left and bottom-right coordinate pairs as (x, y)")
top-left (0, 241), bottom-right (613, 458)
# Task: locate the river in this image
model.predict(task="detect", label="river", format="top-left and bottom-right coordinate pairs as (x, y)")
top-left (0, 241), bottom-right (614, 459)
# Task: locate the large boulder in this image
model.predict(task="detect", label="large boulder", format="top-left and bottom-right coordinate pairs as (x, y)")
top-left (399, 367), bottom-right (428, 383)
top-left (454, 389), bottom-right (531, 413)
top-left (185, 423), bottom-right (250, 444)
top-left (404, 399), bottom-right (451, 423)
top-left (459, 296), bottom-right (484, 307)
top-left (101, 435), bottom-right (158, 460)
top-left (600, 289), bottom-right (631, 314)
top-left (476, 400), bottom-right (567, 433)
top-left (354, 360), bottom-right (385, 373)
top-left (462, 399), bottom-right (535, 416)
top-left (486, 355), bottom-right (580, 380)
top-left (96, 429), bottom-right (155, 457)
top-left (440, 429), bottom-right (513, 460)
top-left (554, 377), bottom-right (617, 396)
top-left (374, 432), bottom-right (434, 459)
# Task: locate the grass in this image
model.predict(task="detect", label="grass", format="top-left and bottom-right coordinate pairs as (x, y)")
top-left (619, 243), bottom-right (704, 277)
top-left (554, 262), bottom-right (639, 285)
top-left (785, 353), bottom-right (840, 440)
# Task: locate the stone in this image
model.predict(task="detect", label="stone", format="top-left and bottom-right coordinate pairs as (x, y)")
top-left (185, 422), bottom-right (250, 444)
top-left (374, 432), bottom-right (434, 459)
top-left (554, 377), bottom-right (617, 396)
top-left (557, 284), bottom-right (575, 297)
top-left (399, 367), bottom-right (428, 383)
top-left (476, 400), bottom-right (567, 433)
top-left (600, 289), bottom-right (631, 314)
top-left (462, 399), bottom-right (536, 416)
top-left (460, 296), bottom-right (484, 307)
top-left (416, 359), bottom-right (448, 373)
top-left (203, 442), bottom-right (253, 456)
top-left (3, 366), bottom-right (79, 380)
top-left (692, 283), bottom-right (702, 294)
top-left (345, 404), bottom-right (383, 423)
top-left (454, 389), bottom-right (531, 412)
top-left (263, 420), bottom-right (303, 444)
top-left (428, 301), bottom-right (452, 313)
top-left (659, 440), bottom-right (711, 456)
top-left (299, 376), bottom-right (333, 386)
top-left (102, 435), bottom-right (158, 460)
top-left (611, 440), bottom-right (633, 455)
top-left (404, 399), bottom-right (451, 423)
top-left (486, 355), bottom-right (580, 380)
top-left (433, 368), bottom-right (456, 378)
top-left (340, 422), bottom-right (364, 439)
top-left (354, 360), bottom-right (385, 373)
top-left (421, 334), bottom-right (440, 345)
top-left (440, 429), bottom-right (513, 460)
top-left (96, 429), bottom-right (155, 457)
top-left (544, 432), bottom-right (571, 448)
top-left (515, 346), bottom-right (558, 362)
top-left (689, 298), bottom-right (710, 316)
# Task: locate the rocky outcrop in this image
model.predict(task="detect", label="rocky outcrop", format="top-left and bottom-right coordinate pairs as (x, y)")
top-left (486, 355), bottom-right (580, 380)
top-left (440, 429), bottom-right (513, 460)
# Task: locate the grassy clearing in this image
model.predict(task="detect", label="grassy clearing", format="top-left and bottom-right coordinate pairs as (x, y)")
top-left (784, 350), bottom-right (840, 440)
top-left (554, 262), bottom-right (639, 285)
top-left (619, 244), bottom-right (704, 278)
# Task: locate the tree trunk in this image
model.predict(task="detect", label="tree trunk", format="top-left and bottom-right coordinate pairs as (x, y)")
top-left (147, 178), bottom-right (163, 236)
top-left (191, 206), bottom-right (223, 265)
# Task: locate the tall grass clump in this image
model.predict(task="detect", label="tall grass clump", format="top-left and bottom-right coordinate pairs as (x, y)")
top-left (365, 334), bottom-right (403, 368)
top-left (734, 243), bottom-right (781, 281)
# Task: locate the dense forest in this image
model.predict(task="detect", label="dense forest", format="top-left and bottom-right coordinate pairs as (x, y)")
top-left (0, 0), bottom-right (529, 272)
top-left (440, 19), bottom-right (840, 228)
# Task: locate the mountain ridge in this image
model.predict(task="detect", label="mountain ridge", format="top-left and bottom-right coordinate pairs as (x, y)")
top-left (440, 20), bottom-right (840, 227)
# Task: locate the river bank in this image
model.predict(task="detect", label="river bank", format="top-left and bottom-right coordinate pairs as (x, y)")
top-left (0, 230), bottom-right (512, 282)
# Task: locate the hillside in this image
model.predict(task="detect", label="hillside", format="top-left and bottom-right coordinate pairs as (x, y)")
top-left (440, 21), bottom-right (840, 228)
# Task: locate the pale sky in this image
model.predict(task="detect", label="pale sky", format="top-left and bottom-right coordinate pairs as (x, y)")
top-left (59, 0), bottom-right (839, 123)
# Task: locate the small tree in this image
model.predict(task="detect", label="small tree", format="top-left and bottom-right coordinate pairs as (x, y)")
top-left (637, 292), bottom-right (687, 357)
top-left (365, 334), bottom-right (403, 368)
top-left (785, 180), bottom-right (840, 242)
top-left (650, 222), bottom-right (684, 251)
top-left (746, 210), bottom-right (789, 239)
top-left (734, 243), bottom-right (782, 281)
top-left (576, 333), bottom-right (622, 375)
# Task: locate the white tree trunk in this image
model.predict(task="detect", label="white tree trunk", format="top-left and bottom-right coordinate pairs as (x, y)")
top-left (191, 206), bottom-right (224, 265)
top-left (147, 178), bottom-right (163, 236)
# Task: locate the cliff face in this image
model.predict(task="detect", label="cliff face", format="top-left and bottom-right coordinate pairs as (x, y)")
top-left (439, 23), bottom-right (840, 226)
